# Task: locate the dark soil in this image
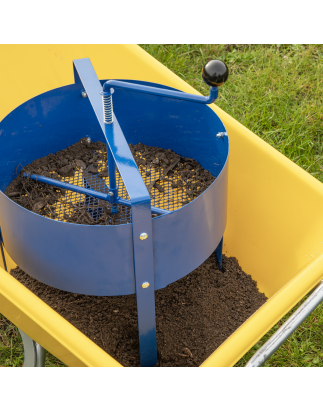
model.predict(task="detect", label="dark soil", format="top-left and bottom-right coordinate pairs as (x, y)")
top-left (5, 139), bottom-right (267, 365)
top-left (4, 138), bottom-right (216, 225)
top-left (10, 254), bottom-right (267, 367)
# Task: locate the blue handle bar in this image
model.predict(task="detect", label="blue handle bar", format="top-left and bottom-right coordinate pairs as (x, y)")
top-left (103, 80), bottom-right (218, 104)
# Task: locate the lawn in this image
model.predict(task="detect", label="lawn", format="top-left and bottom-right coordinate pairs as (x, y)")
top-left (1, 44), bottom-right (323, 367)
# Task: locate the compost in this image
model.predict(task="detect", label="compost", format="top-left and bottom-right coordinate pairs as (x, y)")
top-left (10, 254), bottom-right (267, 367)
top-left (5, 138), bottom-right (216, 224)
top-left (4, 138), bottom-right (267, 366)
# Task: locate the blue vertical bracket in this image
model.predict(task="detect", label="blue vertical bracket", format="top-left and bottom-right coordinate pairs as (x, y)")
top-left (215, 237), bottom-right (223, 270)
top-left (73, 58), bottom-right (158, 366)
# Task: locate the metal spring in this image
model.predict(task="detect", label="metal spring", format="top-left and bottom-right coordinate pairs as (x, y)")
top-left (102, 94), bottom-right (113, 124)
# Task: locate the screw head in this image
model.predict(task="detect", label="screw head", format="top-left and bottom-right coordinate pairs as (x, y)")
top-left (142, 282), bottom-right (150, 289)
top-left (108, 191), bottom-right (114, 197)
top-left (81, 91), bottom-right (87, 98)
top-left (216, 132), bottom-right (228, 138)
top-left (139, 233), bottom-right (148, 240)
top-left (85, 137), bottom-right (92, 144)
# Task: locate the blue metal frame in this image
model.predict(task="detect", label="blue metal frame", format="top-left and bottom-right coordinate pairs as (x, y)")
top-left (73, 58), bottom-right (158, 366)
top-left (215, 237), bottom-right (223, 270)
top-left (103, 80), bottom-right (219, 104)
top-left (0, 58), bottom-right (229, 367)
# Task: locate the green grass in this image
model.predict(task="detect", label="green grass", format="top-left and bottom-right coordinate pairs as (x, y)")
top-left (1, 44), bottom-right (323, 367)
top-left (235, 295), bottom-right (323, 367)
top-left (0, 314), bottom-right (66, 367)
top-left (142, 44), bottom-right (323, 182)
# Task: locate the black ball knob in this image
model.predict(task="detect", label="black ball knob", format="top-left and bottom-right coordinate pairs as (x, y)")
top-left (202, 60), bottom-right (229, 87)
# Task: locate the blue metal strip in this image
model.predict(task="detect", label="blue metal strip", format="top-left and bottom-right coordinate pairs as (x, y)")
top-left (73, 58), bottom-right (158, 366)
top-left (215, 237), bottom-right (223, 270)
top-left (103, 80), bottom-right (219, 104)
top-left (106, 131), bottom-right (118, 196)
top-left (23, 173), bottom-right (110, 201)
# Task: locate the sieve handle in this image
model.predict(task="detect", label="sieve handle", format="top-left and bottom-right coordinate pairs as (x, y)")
top-left (102, 59), bottom-right (228, 105)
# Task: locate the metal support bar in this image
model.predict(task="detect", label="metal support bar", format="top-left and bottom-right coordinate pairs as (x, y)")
top-left (19, 329), bottom-right (46, 367)
top-left (24, 172), bottom-right (110, 201)
top-left (103, 80), bottom-right (219, 104)
top-left (73, 58), bottom-right (158, 366)
top-left (105, 122), bottom-right (119, 214)
top-left (22, 173), bottom-right (170, 215)
top-left (215, 237), bottom-right (223, 270)
top-left (245, 279), bottom-right (323, 367)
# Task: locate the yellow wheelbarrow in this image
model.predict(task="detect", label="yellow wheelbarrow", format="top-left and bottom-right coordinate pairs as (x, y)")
top-left (1, 45), bottom-right (323, 367)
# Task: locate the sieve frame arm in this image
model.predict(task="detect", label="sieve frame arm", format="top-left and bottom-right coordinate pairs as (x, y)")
top-left (245, 279), bottom-right (323, 367)
top-left (73, 58), bottom-right (158, 366)
top-left (73, 58), bottom-right (153, 207)
top-left (103, 80), bottom-right (219, 105)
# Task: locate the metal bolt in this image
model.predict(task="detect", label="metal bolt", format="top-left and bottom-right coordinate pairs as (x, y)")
top-left (142, 282), bottom-right (150, 289)
top-left (139, 233), bottom-right (148, 240)
top-left (216, 132), bottom-right (228, 138)
top-left (108, 192), bottom-right (114, 197)
top-left (85, 137), bottom-right (92, 144)
top-left (81, 91), bottom-right (87, 98)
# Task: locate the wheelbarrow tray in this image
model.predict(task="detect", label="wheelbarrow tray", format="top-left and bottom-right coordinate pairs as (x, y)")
top-left (1, 44), bottom-right (323, 367)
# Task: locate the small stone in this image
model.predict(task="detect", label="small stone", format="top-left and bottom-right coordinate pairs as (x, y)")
top-left (32, 200), bottom-right (47, 213)
top-left (7, 192), bottom-right (20, 197)
top-left (75, 159), bottom-right (86, 169)
top-left (59, 164), bottom-right (74, 177)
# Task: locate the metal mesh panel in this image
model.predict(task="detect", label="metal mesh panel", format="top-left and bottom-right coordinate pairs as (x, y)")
top-left (43, 149), bottom-right (199, 225)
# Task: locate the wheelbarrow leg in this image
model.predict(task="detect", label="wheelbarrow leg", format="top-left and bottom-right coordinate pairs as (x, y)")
top-left (0, 227), bottom-right (7, 272)
top-left (18, 329), bottom-right (46, 367)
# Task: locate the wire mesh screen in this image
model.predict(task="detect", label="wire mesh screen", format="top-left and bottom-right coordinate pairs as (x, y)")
top-left (43, 149), bottom-right (200, 225)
